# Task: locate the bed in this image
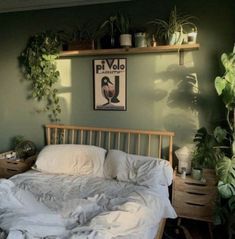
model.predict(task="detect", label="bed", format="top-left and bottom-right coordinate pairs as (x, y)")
top-left (0, 124), bottom-right (176, 239)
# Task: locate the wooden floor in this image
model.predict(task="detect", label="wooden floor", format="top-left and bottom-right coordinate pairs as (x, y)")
top-left (163, 218), bottom-right (226, 239)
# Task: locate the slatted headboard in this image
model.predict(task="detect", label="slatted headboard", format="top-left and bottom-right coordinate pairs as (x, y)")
top-left (45, 124), bottom-right (175, 165)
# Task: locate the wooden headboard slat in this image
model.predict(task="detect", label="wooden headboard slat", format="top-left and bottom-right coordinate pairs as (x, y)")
top-left (158, 135), bottom-right (162, 158)
top-left (45, 124), bottom-right (175, 165)
top-left (148, 135), bottom-right (151, 156)
top-left (71, 130), bottom-right (75, 144)
top-left (118, 132), bottom-right (121, 150)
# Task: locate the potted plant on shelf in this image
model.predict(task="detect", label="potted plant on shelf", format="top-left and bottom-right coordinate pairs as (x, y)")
top-left (147, 6), bottom-right (196, 45)
top-left (115, 13), bottom-right (132, 48)
top-left (65, 24), bottom-right (97, 50)
top-left (99, 15), bottom-right (118, 49)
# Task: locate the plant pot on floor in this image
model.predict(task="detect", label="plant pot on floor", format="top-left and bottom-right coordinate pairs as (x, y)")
top-left (120, 34), bottom-right (132, 47)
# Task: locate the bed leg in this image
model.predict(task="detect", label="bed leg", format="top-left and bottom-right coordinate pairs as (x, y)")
top-left (155, 218), bottom-right (166, 239)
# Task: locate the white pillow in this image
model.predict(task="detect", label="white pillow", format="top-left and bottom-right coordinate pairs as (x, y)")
top-left (104, 150), bottom-right (173, 186)
top-left (34, 144), bottom-right (106, 177)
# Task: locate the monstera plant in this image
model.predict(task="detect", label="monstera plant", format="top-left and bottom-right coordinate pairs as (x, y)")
top-left (19, 31), bottom-right (61, 122)
top-left (215, 53), bottom-right (235, 131)
top-left (214, 52), bottom-right (235, 239)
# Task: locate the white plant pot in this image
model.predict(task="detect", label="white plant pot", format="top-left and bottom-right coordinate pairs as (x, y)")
top-left (187, 31), bottom-right (197, 44)
top-left (169, 31), bottom-right (183, 45)
top-left (120, 34), bottom-right (132, 47)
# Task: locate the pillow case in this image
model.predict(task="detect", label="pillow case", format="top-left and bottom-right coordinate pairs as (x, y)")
top-left (104, 150), bottom-right (173, 187)
top-left (34, 144), bottom-right (106, 177)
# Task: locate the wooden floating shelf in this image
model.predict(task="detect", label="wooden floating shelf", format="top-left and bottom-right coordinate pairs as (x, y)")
top-left (59, 43), bottom-right (200, 57)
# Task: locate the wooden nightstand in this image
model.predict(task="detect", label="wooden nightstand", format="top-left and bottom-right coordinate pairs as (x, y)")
top-left (172, 169), bottom-right (217, 222)
top-left (0, 151), bottom-right (36, 178)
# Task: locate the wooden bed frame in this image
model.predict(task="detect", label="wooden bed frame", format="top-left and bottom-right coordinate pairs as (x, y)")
top-left (45, 124), bottom-right (175, 239)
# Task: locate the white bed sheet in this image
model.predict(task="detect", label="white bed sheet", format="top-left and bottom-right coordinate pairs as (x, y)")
top-left (0, 170), bottom-right (176, 239)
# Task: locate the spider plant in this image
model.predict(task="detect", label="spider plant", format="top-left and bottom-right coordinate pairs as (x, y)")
top-left (115, 13), bottom-right (131, 34)
top-left (148, 6), bottom-right (196, 45)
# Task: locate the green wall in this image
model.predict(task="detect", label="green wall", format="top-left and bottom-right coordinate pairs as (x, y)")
top-left (0, 0), bottom-right (234, 152)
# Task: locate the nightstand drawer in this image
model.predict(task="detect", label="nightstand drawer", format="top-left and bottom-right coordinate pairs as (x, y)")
top-left (174, 177), bottom-right (217, 194)
top-left (173, 199), bottom-right (213, 222)
top-left (174, 190), bottom-right (216, 206)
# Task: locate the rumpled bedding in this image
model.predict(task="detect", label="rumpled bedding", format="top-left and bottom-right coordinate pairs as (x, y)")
top-left (0, 170), bottom-right (176, 239)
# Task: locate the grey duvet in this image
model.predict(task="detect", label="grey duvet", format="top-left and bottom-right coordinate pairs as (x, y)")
top-left (0, 170), bottom-right (176, 239)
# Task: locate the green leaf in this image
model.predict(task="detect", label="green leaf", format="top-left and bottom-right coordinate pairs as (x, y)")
top-left (218, 181), bottom-right (235, 198)
top-left (214, 126), bottom-right (227, 143)
top-left (221, 53), bottom-right (229, 70)
top-left (216, 156), bottom-right (235, 183)
top-left (215, 76), bottom-right (226, 95)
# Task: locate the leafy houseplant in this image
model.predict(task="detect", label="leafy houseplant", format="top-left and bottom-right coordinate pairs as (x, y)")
top-left (19, 31), bottom-right (61, 122)
top-left (65, 22), bottom-right (102, 50)
top-left (192, 127), bottom-right (226, 170)
top-left (99, 15), bottom-right (118, 48)
top-left (115, 13), bottom-right (132, 47)
top-left (215, 53), bottom-right (235, 135)
top-left (148, 6), bottom-right (196, 45)
top-left (213, 52), bottom-right (235, 239)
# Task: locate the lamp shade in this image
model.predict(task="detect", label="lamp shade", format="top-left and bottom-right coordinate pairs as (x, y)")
top-left (175, 144), bottom-right (195, 174)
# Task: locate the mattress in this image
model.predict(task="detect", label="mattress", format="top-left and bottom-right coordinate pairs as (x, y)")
top-left (0, 170), bottom-right (176, 239)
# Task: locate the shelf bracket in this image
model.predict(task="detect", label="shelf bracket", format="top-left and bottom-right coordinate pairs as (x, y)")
top-left (179, 50), bottom-right (185, 65)
top-left (179, 50), bottom-right (184, 66)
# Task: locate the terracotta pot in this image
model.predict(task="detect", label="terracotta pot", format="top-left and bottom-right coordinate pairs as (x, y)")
top-left (67, 39), bottom-right (93, 50)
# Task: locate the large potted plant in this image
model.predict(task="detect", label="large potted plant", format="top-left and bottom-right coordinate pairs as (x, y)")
top-left (214, 52), bottom-right (235, 239)
top-left (191, 126), bottom-right (226, 180)
top-left (147, 6), bottom-right (196, 45)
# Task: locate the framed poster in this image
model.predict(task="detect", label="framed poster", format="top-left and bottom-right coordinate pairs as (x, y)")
top-left (93, 58), bottom-right (127, 111)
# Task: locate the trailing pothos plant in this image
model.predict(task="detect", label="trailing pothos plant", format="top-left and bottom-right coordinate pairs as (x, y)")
top-left (214, 52), bottom-right (235, 239)
top-left (19, 31), bottom-right (61, 122)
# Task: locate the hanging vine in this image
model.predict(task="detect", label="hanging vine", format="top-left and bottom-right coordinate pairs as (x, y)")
top-left (19, 31), bottom-right (61, 122)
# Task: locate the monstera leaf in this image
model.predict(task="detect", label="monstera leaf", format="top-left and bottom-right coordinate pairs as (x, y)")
top-left (216, 156), bottom-right (235, 183)
top-left (218, 181), bottom-right (235, 199)
top-left (215, 53), bottom-right (235, 111)
top-left (214, 126), bottom-right (227, 144)
top-left (217, 156), bottom-right (235, 198)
